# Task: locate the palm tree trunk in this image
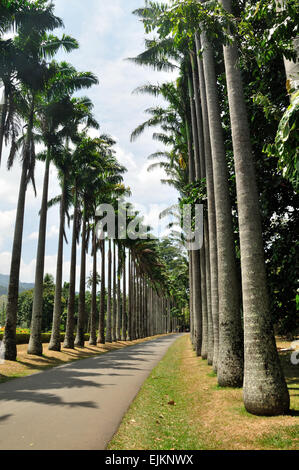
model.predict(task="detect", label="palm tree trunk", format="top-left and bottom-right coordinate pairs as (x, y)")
top-left (127, 250), bottom-right (132, 341)
top-left (190, 47), bottom-right (209, 360)
top-left (187, 72), bottom-right (201, 179)
top-left (200, 26), bottom-right (244, 387)
top-left (188, 252), bottom-right (194, 345)
top-left (63, 186), bottom-right (78, 349)
top-left (220, 0), bottom-right (289, 414)
top-left (112, 241), bottom-right (117, 342)
top-left (195, 31), bottom-right (219, 371)
top-left (4, 160), bottom-right (28, 361)
top-left (28, 152), bottom-right (51, 356)
top-left (116, 246), bottom-right (121, 341)
top-left (49, 180), bottom-right (66, 351)
top-left (105, 239), bottom-right (112, 342)
top-left (89, 226), bottom-right (98, 346)
top-left (98, 239), bottom-right (106, 344)
top-left (0, 88), bottom-right (8, 165)
top-left (74, 201), bottom-right (87, 348)
top-left (121, 249), bottom-right (127, 341)
top-left (205, 223), bottom-right (214, 365)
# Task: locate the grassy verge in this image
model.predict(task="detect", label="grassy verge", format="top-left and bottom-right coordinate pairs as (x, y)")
top-left (0, 334), bottom-right (171, 384)
top-left (108, 335), bottom-right (299, 451)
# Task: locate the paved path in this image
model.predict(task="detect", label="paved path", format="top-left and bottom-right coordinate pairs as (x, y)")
top-left (0, 334), bottom-right (183, 450)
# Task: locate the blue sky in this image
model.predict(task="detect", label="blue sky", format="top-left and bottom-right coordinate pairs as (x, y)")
top-left (0, 0), bottom-right (178, 285)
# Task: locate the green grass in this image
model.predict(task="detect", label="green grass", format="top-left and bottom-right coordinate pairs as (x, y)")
top-left (108, 336), bottom-right (220, 450)
top-left (108, 335), bottom-right (299, 451)
top-left (108, 336), bottom-right (203, 450)
top-left (258, 426), bottom-right (299, 449)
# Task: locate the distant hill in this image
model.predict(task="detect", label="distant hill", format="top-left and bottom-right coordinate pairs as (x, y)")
top-left (0, 274), bottom-right (34, 295)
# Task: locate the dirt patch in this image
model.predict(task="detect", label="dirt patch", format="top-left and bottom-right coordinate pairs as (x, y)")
top-left (181, 337), bottom-right (299, 450)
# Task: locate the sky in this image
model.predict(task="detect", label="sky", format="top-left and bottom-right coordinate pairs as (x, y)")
top-left (0, 0), bottom-right (179, 286)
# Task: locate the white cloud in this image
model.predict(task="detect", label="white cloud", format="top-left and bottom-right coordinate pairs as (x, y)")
top-left (28, 225), bottom-right (59, 241)
top-left (0, 209), bottom-right (16, 248)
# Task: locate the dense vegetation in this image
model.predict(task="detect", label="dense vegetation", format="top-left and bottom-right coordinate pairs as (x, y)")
top-left (129, 0), bottom-right (298, 416)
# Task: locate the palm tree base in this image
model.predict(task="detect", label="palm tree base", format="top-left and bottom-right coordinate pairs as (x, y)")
top-left (63, 341), bottom-right (75, 349)
top-left (48, 342), bottom-right (61, 352)
top-left (4, 344), bottom-right (17, 362)
top-left (27, 343), bottom-right (43, 356)
top-left (244, 394), bottom-right (290, 417)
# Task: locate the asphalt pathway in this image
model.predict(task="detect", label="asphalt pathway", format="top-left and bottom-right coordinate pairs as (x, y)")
top-left (0, 334), bottom-right (183, 450)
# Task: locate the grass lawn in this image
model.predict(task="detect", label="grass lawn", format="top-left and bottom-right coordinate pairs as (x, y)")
top-left (108, 334), bottom-right (299, 451)
top-left (0, 334), bottom-right (170, 384)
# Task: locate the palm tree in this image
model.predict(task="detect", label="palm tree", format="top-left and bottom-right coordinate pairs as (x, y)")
top-left (49, 97), bottom-right (99, 351)
top-left (98, 238), bottom-right (106, 344)
top-left (195, 31), bottom-right (219, 371)
top-left (0, 0), bottom-right (64, 164)
top-left (112, 241), bottom-right (117, 342)
top-left (4, 16), bottom-right (76, 361)
top-left (199, 22), bottom-right (244, 387)
top-left (105, 239), bottom-right (112, 342)
top-left (220, 0), bottom-right (289, 414)
top-left (88, 225), bottom-right (101, 346)
top-left (28, 66), bottom-right (98, 356)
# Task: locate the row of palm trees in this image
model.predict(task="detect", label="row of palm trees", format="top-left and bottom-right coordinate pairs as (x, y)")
top-left (0, 1), bottom-right (184, 362)
top-left (130, 0), bottom-right (295, 416)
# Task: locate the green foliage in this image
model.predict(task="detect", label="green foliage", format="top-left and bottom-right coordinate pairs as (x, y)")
top-left (265, 91), bottom-right (299, 191)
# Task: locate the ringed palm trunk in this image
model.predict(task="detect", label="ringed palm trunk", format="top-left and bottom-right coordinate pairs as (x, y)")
top-left (188, 252), bottom-right (194, 345)
top-left (105, 239), bottom-right (112, 342)
top-left (28, 152), bottom-right (51, 356)
top-left (127, 250), bottom-right (132, 341)
top-left (98, 239), bottom-right (106, 344)
top-left (112, 241), bottom-right (117, 342)
top-left (4, 95), bottom-right (35, 360)
top-left (187, 72), bottom-right (201, 179)
top-left (4, 159), bottom-right (29, 360)
top-left (0, 88), bottom-right (8, 165)
top-left (195, 31), bottom-right (219, 371)
top-left (205, 223), bottom-right (214, 365)
top-left (63, 186), bottom-right (78, 349)
top-left (220, 0), bottom-right (289, 414)
top-left (74, 201), bottom-right (87, 347)
top-left (186, 108), bottom-right (202, 356)
top-left (116, 246), bottom-right (122, 341)
top-left (121, 250), bottom-right (127, 341)
top-left (191, 46), bottom-right (210, 361)
top-left (200, 26), bottom-right (244, 387)
top-left (89, 226), bottom-right (98, 346)
top-left (49, 180), bottom-right (66, 351)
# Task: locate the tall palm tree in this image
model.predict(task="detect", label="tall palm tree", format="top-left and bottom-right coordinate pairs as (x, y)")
top-left (4, 22), bottom-right (77, 361)
top-left (49, 97), bottom-right (99, 351)
top-left (199, 22), bottom-right (244, 387)
top-left (0, 0), bottom-right (64, 164)
top-left (195, 31), bottom-right (219, 371)
top-left (105, 239), bottom-right (112, 343)
top-left (28, 66), bottom-right (98, 356)
top-left (98, 238), bottom-right (106, 344)
top-left (220, 0), bottom-right (289, 414)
